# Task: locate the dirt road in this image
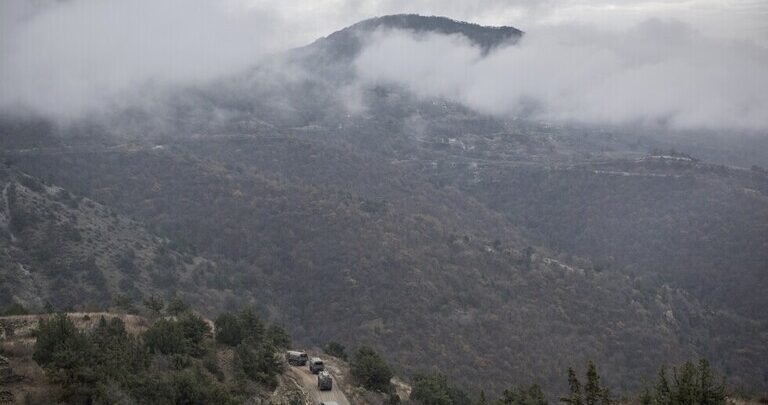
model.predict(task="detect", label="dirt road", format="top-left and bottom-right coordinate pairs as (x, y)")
top-left (287, 364), bottom-right (351, 405)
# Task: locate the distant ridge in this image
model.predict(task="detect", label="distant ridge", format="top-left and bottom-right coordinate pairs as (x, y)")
top-left (295, 14), bottom-right (523, 63)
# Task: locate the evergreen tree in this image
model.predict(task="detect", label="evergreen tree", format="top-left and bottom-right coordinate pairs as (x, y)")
top-left (410, 372), bottom-right (471, 405)
top-left (561, 367), bottom-right (584, 405)
top-left (265, 323), bottom-right (291, 349)
top-left (324, 341), bottom-right (349, 360)
top-left (647, 359), bottom-right (727, 405)
top-left (239, 307), bottom-right (265, 343)
top-left (33, 313), bottom-right (98, 403)
top-left (477, 390), bottom-right (487, 405)
top-left (655, 367), bottom-right (672, 405)
top-left (499, 384), bottom-right (548, 405)
top-left (143, 295), bottom-right (164, 315)
top-left (166, 296), bottom-right (190, 315)
top-left (234, 342), bottom-right (283, 388)
top-left (351, 345), bottom-right (394, 393)
top-left (639, 387), bottom-right (653, 405)
top-left (698, 359), bottom-right (726, 405)
top-left (672, 362), bottom-right (698, 405)
top-left (585, 361), bottom-right (611, 405)
top-left (215, 312), bottom-right (245, 346)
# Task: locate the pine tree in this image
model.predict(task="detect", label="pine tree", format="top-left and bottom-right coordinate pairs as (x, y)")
top-left (585, 361), bottom-right (601, 405)
top-left (673, 362), bottom-right (698, 405)
top-left (561, 367), bottom-right (584, 405)
top-left (697, 359), bottom-right (727, 405)
top-left (477, 390), bottom-right (487, 405)
top-left (639, 387), bottom-right (653, 405)
top-left (655, 367), bottom-right (672, 405)
top-left (583, 361), bottom-right (610, 405)
top-left (239, 307), bottom-right (265, 344)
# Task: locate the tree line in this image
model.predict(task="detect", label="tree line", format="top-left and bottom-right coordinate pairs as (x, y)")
top-left (28, 307), bottom-right (732, 405)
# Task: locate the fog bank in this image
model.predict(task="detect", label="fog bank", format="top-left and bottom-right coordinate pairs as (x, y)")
top-left (0, 0), bottom-right (284, 120)
top-left (355, 20), bottom-right (768, 130)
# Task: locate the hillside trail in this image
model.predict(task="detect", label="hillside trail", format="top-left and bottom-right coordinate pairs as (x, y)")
top-left (287, 363), bottom-right (351, 405)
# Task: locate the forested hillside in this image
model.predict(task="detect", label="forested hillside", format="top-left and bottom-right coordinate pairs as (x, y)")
top-left (1, 13), bottom-right (767, 398)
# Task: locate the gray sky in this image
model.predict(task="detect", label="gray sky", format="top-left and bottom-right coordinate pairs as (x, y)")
top-left (240, 0), bottom-right (768, 47)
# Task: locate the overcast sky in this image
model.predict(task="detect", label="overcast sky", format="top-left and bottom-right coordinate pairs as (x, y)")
top-left (240, 0), bottom-right (768, 47)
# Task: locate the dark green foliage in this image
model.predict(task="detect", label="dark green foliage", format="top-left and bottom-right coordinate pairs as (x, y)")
top-left (265, 323), bottom-right (290, 349)
top-left (143, 295), bottom-right (165, 315)
top-left (214, 308), bottom-right (266, 347)
top-left (585, 361), bottom-right (611, 405)
top-left (645, 360), bottom-right (727, 405)
top-left (176, 313), bottom-right (211, 356)
top-left (31, 313), bottom-right (245, 404)
top-left (1, 302), bottom-right (28, 315)
top-left (33, 314), bottom-right (99, 403)
top-left (233, 342), bottom-right (284, 388)
top-left (351, 345), bottom-right (393, 393)
top-left (239, 308), bottom-right (265, 344)
top-left (143, 318), bottom-right (186, 355)
top-left (166, 296), bottom-right (190, 315)
top-left (33, 314), bottom-right (149, 403)
top-left (324, 341), bottom-right (348, 360)
top-left (211, 309), bottom-right (286, 389)
top-left (640, 387), bottom-right (653, 405)
top-left (478, 391), bottom-right (488, 405)
top-left (142, 314), bottom-right (210, 357)
top-left (410, 372), bottom-right (472, 405)
top-left (498, 384), bottom-right (548, 405)
top-left (113, 294), bottom-right (138, 314)
top-left (561, 368), bottom-right (584, 405)
top-left (215, 312), bottom-right (245, 346)
top-left (561, 363), bottom-right (610, 405)
top-left (132, 366), bottom-right (238, 405)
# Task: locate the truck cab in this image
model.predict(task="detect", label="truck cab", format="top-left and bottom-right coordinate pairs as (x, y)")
top-left (309, 357), bottom-right (325, 374)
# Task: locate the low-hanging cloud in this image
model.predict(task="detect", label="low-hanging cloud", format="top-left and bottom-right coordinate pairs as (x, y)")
top-left (354, 20), bottom-right (768, 130)
top-left (0, 0), bottom-right (289, 120)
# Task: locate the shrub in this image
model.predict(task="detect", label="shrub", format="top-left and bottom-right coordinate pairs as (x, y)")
top-left (1, 302), bottom-right (28, 316)
top-left (215, 313), bottom-right (244, 346)
top-left (410, 372), bottom-right (471, 405)
top-left (143, 319), bottom-right (186, 355)
top-left (324, 341), bottom-right (348, 360)
top-left (351, 345), bottom-right (393, 392)
top-left (214, 308), bottom-right (266, 347)
top-left (234, 342), bottom-right (284, 388)
top-left (265, 323), bottom-right (290, 349)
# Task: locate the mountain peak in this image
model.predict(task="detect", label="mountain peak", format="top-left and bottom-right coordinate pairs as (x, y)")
top-left (297, 14), bottom-right (523, 62)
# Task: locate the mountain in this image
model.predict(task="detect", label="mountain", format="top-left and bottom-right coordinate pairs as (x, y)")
top-left (1, 14), bottom-right (767, 397)
top-left (296, 14), bottom-right (522, 63)
top-left (0, 166), bottom-right (225, 310)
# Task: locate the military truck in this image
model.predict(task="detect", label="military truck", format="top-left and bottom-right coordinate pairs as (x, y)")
top-left (317, 370), bottom-right (333, 391)
top-left (309, 357), bottom-right (325, 374)
top-left (285, 350), bottom-right (308, 366)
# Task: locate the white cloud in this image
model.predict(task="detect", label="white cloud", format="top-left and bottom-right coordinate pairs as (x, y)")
top-left (355, 21), bottom-right (768, 130)
top-left (0, 0), bottom-right (283, 119)
top-left (1, 0), bottom-right (766, 129)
